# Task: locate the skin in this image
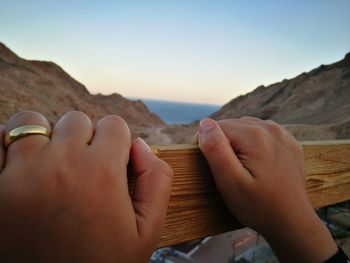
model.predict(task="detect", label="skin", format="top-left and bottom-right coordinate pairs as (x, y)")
top-left (0, 112), bottom-right (339, 262)
top-left (0, 111), bottom-right (173, 263)
top-left (197, 117), bottom-right (338, 263)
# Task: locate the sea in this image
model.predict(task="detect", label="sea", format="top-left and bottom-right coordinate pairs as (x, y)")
top-left (130, 98), bottom-right (221, 124)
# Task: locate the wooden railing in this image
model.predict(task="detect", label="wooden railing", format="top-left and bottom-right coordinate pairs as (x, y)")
top-left (141, 140), bottom-right (350, 247)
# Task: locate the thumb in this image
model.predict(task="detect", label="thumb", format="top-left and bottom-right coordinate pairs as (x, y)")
top-left (130, 138), bottom-right (173, 243)
top-left (198, 118), bottom-right (251, 202)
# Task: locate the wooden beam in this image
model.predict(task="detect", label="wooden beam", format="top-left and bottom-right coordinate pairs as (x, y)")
top-left (303, 140), bottom-right (350, 208)
top-left (139, 140), bottom-right (350, 247)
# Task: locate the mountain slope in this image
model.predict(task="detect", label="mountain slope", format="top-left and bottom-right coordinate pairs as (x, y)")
top-left (212, 53), bottom-right (350, 125)
top-left (0, 42), bottom-right (164, 129)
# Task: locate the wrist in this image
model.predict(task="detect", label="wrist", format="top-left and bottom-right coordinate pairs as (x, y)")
top-left (263, 207), bottom-right (337, 263)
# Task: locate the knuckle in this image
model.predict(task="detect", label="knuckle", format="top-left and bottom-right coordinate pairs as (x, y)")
top-left (264, 120), bottom-right (285, 136)
top-left (248, 125), bottom-right (266, 139)
top-left (240, 116), bottom-right (261, 122)
top-left (100, 115), bottom-right (128, 129)
top-left (6, 111), bottom-right (49, 132)
top-left (264, 119), bottom-right (278, 126)
top-left (217, 119), bottom-right (237, 130)
top-left (244, 126), bottom-right (271, 150)
top-left (9, 111), bottom-right (44, 121)
top-left (64, 111), bottom-right (91, 122)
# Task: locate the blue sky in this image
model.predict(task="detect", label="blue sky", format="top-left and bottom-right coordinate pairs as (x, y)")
top-left (1, 0), bottom-right (349, 104)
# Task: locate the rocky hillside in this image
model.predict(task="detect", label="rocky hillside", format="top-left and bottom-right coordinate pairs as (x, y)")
top-left (1, 41), bottom-right (349, 143)
top-left (211, 53), bottom-right (350, 140)
top-left (0, 42), bottom-right (164, 130)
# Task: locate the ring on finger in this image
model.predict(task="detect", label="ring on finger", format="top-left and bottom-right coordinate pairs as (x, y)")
top-left (4, 125), bottom-right (51, 148)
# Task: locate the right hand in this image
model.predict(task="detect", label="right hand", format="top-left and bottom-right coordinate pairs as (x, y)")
top-left (197, 117), bottom-right (337, 263)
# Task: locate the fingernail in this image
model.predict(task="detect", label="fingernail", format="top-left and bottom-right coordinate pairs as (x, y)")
top-left (136, 137), bottom-right (152, 153)
top-left (199, 118), bottom-right (216, 134)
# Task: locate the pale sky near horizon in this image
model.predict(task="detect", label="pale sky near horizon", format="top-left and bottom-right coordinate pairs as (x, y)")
top-left (1, 1), bottom-right (349, 105)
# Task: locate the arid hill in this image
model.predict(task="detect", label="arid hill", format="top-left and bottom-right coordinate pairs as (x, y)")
top-left (1, 42), bottom-right (349, 143)
top-left (211, 53), bottom-right (350, 140)
top-left (0, 42), bottom-right (164, 133)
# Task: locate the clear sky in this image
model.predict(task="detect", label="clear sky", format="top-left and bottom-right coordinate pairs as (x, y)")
top-left (1, 0), bottom-right (349, 105)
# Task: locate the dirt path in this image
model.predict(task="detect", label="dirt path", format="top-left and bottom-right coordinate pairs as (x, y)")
top-left (145, 126), bottom-right (173, 145)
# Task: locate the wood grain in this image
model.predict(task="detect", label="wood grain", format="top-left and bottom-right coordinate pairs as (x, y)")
top-left (140, 140), bottom-right (350, 247)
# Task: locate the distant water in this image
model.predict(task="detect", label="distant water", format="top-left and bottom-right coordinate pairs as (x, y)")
top-left (130, 98), bottom-right (221, 124)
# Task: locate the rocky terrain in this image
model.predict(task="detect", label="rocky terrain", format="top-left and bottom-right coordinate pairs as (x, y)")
top-left (1, 42), bottom-right (349, 144)
top-left (0, 42), bottom-right (164, 140)
top-left (164, 52), bottom-right (350, 143)
top-left (211, 52), bottom-right (350, 141)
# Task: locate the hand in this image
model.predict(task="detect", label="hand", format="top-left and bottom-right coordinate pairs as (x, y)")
top-left (0, 111), bottom-right (173, 263)
top-left (197, 117), bottom-right (337, 263)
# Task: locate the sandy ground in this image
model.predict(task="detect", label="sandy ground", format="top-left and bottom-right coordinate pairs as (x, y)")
top-left (138, 124), bottom-right (198, 145)
top-left (141, 126), bottom-right (174, 145)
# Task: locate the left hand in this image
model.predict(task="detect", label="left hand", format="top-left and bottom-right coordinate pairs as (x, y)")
top-left (0, 111), bottom-right (173, 263)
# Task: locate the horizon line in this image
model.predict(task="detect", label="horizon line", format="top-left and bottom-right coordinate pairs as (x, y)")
top-left (127, 96), bottom-right (223, 107)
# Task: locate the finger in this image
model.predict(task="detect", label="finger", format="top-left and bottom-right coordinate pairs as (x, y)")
top-left (264, 120), bottom-right (304, 161)
top-left (4, 111), bottom-right (51, 162)
top-left (218, 119), bottom-right (268, 153)
top-left (0, 125), bottom-right (5, 172)
top-left (130, 137), bottom-right (173, 243)
top-left (52, 111), bottom-right (93, 146)
top-left (265, 120), bottom-right (299, 143)
top-left (198, 118), bottom-right (252, 200)
top-left (91, 115), bottom-right (131, 167)
top-left (240, 116), bottom-right (262, 122)
top-left (219, 119), bottom-right (294, 162)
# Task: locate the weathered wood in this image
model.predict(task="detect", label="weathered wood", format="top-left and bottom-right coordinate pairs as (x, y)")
top-left (303, 140), bottom-right (350, 208)
top-left (145, 140), bottom-right (350, 247)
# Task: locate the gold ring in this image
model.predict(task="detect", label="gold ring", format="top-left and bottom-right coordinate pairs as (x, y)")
top-left (4, 125), bottom-right (50, 148)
